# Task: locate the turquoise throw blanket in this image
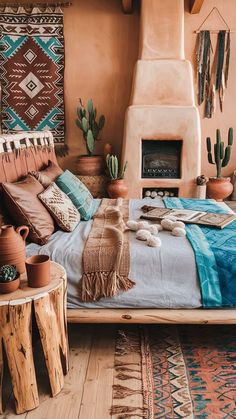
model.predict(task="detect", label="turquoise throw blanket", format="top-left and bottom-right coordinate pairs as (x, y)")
top-left (163, 198), bottom-right (236, 308)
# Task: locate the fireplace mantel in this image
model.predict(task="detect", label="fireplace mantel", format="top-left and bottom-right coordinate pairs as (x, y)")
top-left (122, 0), bottom-right (201, 199)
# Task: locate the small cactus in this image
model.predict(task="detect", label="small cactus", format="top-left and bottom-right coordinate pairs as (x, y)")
top-left (76, 99), bottom-right (105, 156)
top-left (0, 265), bottom-right (18, 282)
top-left (206, 128), bottom-right (233, 178)
top-left (106, 154), bottom-right (128, 180)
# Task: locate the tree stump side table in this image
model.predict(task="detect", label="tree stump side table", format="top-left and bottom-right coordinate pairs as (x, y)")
top-left (0, 262), bottom-right (69, 414)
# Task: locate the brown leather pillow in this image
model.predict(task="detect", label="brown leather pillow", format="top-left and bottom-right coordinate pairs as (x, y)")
top-left (2, 175), bottom-right (55, 245)
top-left (30, 161), bottom-right (63, 188)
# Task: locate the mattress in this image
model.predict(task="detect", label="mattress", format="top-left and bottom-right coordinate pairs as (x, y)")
top-left (26, 198), bottom-right (202, 309)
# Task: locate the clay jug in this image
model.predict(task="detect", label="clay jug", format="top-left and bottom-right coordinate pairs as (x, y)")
top-left (0, 225), bottom-right (29, 273)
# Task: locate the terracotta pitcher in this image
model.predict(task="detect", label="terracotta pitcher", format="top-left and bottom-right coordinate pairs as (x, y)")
top-left (0, 225), bottom-right (29, 273)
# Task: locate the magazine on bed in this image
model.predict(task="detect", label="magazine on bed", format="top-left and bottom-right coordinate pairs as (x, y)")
top-left (140, 206), bottom-right (236, 229)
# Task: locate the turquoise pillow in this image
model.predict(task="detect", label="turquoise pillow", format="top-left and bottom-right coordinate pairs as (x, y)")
top-left (55, 170), bottom-right (95, 221)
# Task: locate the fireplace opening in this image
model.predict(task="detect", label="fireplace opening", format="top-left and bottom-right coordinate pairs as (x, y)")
top-left (142, 140), bottom-right (182, 178)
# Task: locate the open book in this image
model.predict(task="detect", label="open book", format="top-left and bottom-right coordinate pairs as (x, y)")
top-left (140, 206), bottom-right (236, 229)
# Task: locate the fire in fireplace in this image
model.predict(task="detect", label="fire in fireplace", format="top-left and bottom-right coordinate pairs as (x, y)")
top-left (142, 140), bottom-right (182, 179)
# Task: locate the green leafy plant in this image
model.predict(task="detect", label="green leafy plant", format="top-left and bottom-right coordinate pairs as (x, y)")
top-left (206, 128), bottom-right (233, 178)
top-left (76, 98), bottom-right (105, 156)
top-left (0, 265), bottom-right (18, 283)
top-left (106, 154), bottom-right (128, 180)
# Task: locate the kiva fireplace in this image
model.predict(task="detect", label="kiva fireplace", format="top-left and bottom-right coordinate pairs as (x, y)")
top-left (122, 0), bottom-right (201, 198)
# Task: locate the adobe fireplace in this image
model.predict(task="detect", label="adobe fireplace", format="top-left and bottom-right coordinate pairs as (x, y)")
top-left (142, 140), bottom-right (182, 179)
top-left (122, 0), bottom-right (201, 198)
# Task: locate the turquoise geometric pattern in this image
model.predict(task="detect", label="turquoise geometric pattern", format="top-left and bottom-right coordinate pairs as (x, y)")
top-left (164, 198), bottom-right (236, 308)
top-left (0, 7), bottom-right (65, 143)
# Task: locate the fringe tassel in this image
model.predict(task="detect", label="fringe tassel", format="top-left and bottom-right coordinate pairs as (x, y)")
top-left (79, 271), bottom-right (135, 302)
top-left (110, 405), bottom-right (149, 418)
top-left (113, 384), bottom-right (142, 399)
top-left (116, 372), bottom-right (141, 381)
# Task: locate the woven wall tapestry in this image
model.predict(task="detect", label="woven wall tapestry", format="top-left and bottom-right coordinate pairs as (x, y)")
top-left (0, 6), bottom-right (65, 145)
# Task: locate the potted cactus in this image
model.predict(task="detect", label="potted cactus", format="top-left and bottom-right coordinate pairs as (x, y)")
top-left (206, 128), bottom-right (234, 201)
top-left (75, 98), bottom-right (105, 176)
top-left (106, 154), bottom-right (128, 198)
top-left (0, 265), bottom-right (20, 294)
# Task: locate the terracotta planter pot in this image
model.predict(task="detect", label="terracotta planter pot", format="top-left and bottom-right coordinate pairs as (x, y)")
top-left (0, 225), bottom-right (29, 273)
top-left (0, 274), bottom-right (20, 294)
top-left (26, 255), bottom-right (51, 288)
top-left (107, 179), bottom-right (128, 198)
top-left (76, 155), bottom-right (104, 176)
top-left (207, 177), bottom-right (233, 201)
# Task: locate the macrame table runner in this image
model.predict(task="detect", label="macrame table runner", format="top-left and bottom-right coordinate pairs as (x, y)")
top-left (0, 6), bottom-right (65, 145)
top-left (79, 198), bottom-right (135, 302)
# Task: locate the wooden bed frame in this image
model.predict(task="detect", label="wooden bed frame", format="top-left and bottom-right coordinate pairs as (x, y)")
top-left (1, 132), bottom-right (236, 325)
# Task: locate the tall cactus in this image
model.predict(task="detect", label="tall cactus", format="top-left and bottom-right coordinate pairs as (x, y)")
top-left (106, 154), bottom-right (128, 180)
top-left (76, 99), bottom-right (105, 156)
top-left (206, 128), bottom-right (233, 178)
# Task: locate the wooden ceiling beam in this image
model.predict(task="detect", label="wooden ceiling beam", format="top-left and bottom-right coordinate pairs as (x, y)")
top-left (122, 0), bottom-right (133, 14)
top-left (190, 0), bottom-right (205, 14)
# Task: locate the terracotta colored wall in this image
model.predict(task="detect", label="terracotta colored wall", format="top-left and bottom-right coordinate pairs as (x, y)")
top-left (60, 0), bottom-right (140, 171)
top-left (184, 0), bottom-right (236, 177)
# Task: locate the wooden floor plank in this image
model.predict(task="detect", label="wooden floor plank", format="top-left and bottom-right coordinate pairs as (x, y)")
top-left (26, 324), bottom-right (93, 419)
top-left (78, 325), bottom-right (115, 419)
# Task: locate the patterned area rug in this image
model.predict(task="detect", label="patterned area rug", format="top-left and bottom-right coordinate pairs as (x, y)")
top-left (111, 325), bottom-right (236, 418)
top-left (0, 6), bottom-right (65, 144)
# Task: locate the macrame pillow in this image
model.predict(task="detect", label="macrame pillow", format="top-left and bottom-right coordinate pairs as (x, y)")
top-left (55, 170), bottom-right (95, 221)
top-left (38, 183), bottom-right (81, 232)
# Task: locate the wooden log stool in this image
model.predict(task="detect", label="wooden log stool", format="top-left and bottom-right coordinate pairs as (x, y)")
top-left (0, 262), bottom-right (68, 414)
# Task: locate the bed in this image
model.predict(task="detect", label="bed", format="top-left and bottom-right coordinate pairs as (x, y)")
top-left (0, 132), bottom-right (236, 325)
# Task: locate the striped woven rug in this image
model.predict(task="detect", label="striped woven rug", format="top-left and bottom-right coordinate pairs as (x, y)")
top-left (111, 325), bottom-right (236, 418)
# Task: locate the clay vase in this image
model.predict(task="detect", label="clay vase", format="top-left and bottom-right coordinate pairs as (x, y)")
top-left (0, 225), bottom-right (29, 274)
top-left (0, 274), bottom-right (20, 294)
top-left (207, 177), bottom-right (233, 201)
top-left (107, 179), bottom-right (128, 198)
top-left (76, 155), bottom-right (104, 176)
top-left (26, 255), bottom-right (50, 288)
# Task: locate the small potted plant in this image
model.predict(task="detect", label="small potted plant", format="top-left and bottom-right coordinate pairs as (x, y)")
top-left (76, 98), bottom-right (105, 176)
top-left (106, 154), bottom-right (128, 198)
top-left (0, 265), bottom-right (20, 294)
top-left (206, 128), bottom-right (234, 201)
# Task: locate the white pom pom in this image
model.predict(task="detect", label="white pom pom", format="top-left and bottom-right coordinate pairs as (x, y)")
top-left (147, 225), bottom-right (159, 235)
top-left (172, 221), bottom-right (185, 229)
top-left (163, 215), bottom-right (177, 222)
top-left (145, 190), bottom-right (151, 197)
top-left (137, 221), bottom-right (149, 230)
top-left (136, 229), bottom-right (152, 241)
top-left (147, 236), bottom-right (162, 248)
top-left (172, 227), bottom-right (186, 237)
top-left (161, 219), bottom-right (174, 231)
top-left (126, 220), bottom-right (139, 231)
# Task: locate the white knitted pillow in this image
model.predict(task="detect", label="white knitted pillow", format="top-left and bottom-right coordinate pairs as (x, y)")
top-left (38, 183), bottom-right (80, 232)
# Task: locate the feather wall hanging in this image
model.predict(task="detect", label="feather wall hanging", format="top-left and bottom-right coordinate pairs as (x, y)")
top-left (195, 7), bottom-right (233, 118)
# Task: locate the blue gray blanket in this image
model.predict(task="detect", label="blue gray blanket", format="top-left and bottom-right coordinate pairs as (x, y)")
top-left (164, 198), bottom-right (236, 308)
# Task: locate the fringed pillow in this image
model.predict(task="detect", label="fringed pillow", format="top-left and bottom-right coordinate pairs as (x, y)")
top-left (38, 183), bottom-right (80, 232)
